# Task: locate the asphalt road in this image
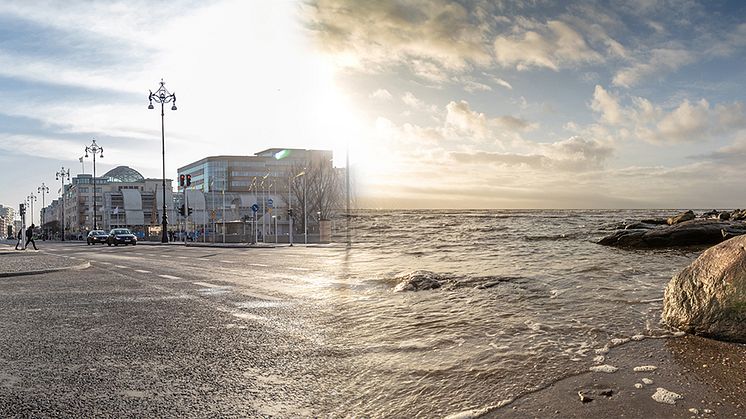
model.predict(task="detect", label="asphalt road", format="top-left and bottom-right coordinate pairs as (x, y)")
top-left (0, 242), bottom-right (357, 417)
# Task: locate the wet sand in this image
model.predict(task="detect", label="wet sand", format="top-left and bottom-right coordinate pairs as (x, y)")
top-left (489, 335), bottom-right (746, 418)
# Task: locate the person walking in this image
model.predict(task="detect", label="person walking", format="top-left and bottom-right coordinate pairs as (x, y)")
top-left (14, 229), bottom-right (23, 250)
top-left (25, 224), bottom-right (38, 250)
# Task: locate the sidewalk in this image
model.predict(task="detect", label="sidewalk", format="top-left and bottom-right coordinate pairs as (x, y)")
top-left (135, 240), bottom-right (277, 248)
top-left (0, 244), bottom-right (89, 277)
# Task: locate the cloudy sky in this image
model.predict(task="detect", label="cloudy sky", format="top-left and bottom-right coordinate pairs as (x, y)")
top-left (2, 0), bottom-right (746, 210)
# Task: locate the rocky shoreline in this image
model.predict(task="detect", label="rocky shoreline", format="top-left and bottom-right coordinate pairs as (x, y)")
top-left (598, 210), bottom-right (746, 248)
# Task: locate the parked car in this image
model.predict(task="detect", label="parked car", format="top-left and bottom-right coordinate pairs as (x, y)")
top-left (107, 228), bottom-right (137, 246)
top-left (87, 230), bottom-right (109, 245)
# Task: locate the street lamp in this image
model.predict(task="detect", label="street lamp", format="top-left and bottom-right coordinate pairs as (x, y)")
top-left (38, 183), bottom-right (49, 239)
top-left (148, 79), bottom-right (177, 243)
top-left (55, 167), bottom-right (70, 241)
top-left (26, 193), bottom-right (37, 225)
top-left (84, 139), bottom-right (103, 230)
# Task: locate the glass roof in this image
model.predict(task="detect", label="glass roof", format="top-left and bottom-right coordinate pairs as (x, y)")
top-left (103, 166), bottom-right (145, 183)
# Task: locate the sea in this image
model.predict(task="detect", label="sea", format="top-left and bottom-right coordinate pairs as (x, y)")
top-left (282, 209), bottom-right (704, 417)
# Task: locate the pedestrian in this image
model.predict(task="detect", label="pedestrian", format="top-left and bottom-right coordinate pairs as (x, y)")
top-left (24, 224), bottom-right (38, 250)
top-left (14, 229), bottom-right (23, 250)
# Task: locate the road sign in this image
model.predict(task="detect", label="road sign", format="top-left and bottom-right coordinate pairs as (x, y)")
top-left (267, 198), bottom-right (274, 208)
top-left (251, 203), bottom-right (259, 212)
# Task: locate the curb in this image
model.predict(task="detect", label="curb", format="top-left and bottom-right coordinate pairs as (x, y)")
top-left (0, 261), bottom-right (91, 278)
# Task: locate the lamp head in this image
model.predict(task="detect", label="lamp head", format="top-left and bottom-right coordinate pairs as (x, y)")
top-left (148, 102), bottom-right (154, 110)
top-left (85, 153), bottom-right (88, 158)
top-left (171, 104), bottom-right (177, 111)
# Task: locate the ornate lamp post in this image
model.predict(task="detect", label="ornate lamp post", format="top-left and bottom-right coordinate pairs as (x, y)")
top-left (37, 183), bottom-right (49, 239)
top-left (55, 167), bottom-right (70, 241)
top-left (84, 139), bottom-right (104, 230)
top-left (148, 79), bottom-right (177, 243)
top-left (26, 193), bottom-right (37, 225)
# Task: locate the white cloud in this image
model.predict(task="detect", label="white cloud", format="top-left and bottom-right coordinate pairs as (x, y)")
top-left (494, 20), bottom-right (602, 71)
top-left (654, 99), bottom-right (710, 143)
top-left (307, 0), bottom-right (492, 81)
top-left (402, 92), bottom-right (425, 109)
top-left (449, 136), bottom-right (612, 172)
top-left (591, 85), bottom-right (624, 125)
top-left (369, 89), bottom-right (393, 101)
top-left (589, 86), bottom-right (746, 144)
top-left (612, 48), bottom-right (694, 88)
top-left (445, 100), bottom-right (489, 139)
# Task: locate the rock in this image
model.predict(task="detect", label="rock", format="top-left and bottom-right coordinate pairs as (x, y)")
top-left (662, 235), bottom-right (746, 343)
top-left (721, 223), bottom-right (746, 240)
top-left (599, 219), bottom-right (745, 248)
top-left (624, 222), bottom-right (657, 230)
top-left (718, 212), bottom-right (731, 221)
top-left (640, 218), bottom-right (670, 225)
top-left (667, 210), bottom-right (695, 225)
top-left (578, 391), bottom-right (593, 403)
top-left (702, 210), bottom-right (719, 219)
top-left (393, 270), bottom-right (443, 292)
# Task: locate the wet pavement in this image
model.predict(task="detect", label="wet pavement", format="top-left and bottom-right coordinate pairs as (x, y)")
top-left (0, 242), bottom-right (89, 276)
top-left (0, 242), bottom-right (352, 417)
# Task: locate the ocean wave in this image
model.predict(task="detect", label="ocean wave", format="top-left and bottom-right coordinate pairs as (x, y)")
top-left (387, 270), bottom-right (526, 292)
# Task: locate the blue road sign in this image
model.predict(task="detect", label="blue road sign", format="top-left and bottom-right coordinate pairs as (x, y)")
top-left (267, 198), bottom-right (274, 208)
top-left (251, 203), bottom-right (259, 212)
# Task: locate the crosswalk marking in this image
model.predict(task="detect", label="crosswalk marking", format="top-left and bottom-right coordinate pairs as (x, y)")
top-left (248, 263), bottom-right (269, 267)
top-left (287, 267), bottom-right (310, 271)
top-left (158, 274), bottom-right (181, 280)
top-left (135, 269), bottom-right (151, 273)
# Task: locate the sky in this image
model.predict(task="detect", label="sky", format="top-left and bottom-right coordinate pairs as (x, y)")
top-left (2, 0), bottom-right (746, 210)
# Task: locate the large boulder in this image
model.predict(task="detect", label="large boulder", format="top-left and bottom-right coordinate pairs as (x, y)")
top-left (663, 235), bottom-right (746, 343)
top-left (667, 210), bottom-right (695, 225)
top-left (598, 219), bottom-right (746, 248)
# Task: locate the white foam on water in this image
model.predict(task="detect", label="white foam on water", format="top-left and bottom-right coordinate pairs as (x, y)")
top-left (635, 383), bottom-right (643, 389)
top-left (611, 338), bottom-right (630, 346)
top-left (444, 400), bottom-right (512, 419)
top-left (688, 408), bottom-right (699, 414)
top-left (634, 365), bottom-right (657, 372)
top-left (590, 364), bottom-right (618, 373)
top-left (595, 345), bottom-right (610, 355)
top-left (652, 387), bottom-right (682, 405)
top-left (642, 378), bottom-right (653, 385)
top-left (593, 355), bottom-right (605, 364)
top-left (631, 334), bottom-right (646, 341)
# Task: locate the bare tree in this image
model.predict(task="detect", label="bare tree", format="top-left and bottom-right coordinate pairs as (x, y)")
top-left (282, 160), bottom-right (345, 234)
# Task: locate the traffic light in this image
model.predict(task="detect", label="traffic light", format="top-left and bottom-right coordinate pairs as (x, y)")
top-left (19, 203), bottom-right (25, 216)
top-left (179, 174), bottom-right (185, 187)
top-left (287, 208), bottom-right (293, 216)
top-left (179, 204), bottom-right (185, 216)
top-left (187, 207), bottom-right (193, 216)
top-left (186, 174), bottom-right (192, 186)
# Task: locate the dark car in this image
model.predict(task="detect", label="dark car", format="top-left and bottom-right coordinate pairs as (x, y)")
top-left (87, 230), bottom-right (109, 245)
top-left (107, 228), bottom-right (137, 246)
